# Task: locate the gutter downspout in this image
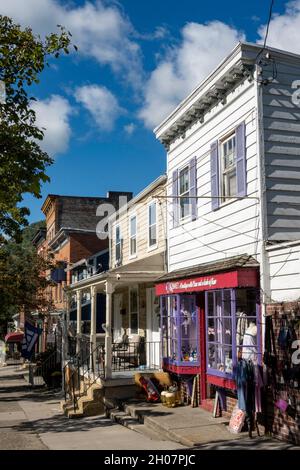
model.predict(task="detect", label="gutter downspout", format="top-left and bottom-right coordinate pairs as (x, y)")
top-left (255, 65), bottom-right (271, 356)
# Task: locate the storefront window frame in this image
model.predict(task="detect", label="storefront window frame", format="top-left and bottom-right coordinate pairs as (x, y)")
top-left (205, 288), bottom-right (261, 379)
top-left (160, 293), bottom-right (200, 367)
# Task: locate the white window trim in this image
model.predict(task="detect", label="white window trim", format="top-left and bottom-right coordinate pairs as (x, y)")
top-left (219, 130), bottom-right (237, 208)
top-left (129, 213), bottom-right (137, 259)
top-left (129, 286), bottom-right (139, 336)
top-left (115, 224), bottom-right (122, 264)
top-left (147, 200), bottom-right (158, 251)
top-left (178, 164), bottom-right (191, 223)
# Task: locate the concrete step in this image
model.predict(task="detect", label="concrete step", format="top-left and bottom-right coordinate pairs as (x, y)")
top-left (108, 401), bottom-right (172, 442)
top-left (128, 423), bottom-right (169, 442)
top-left (67, 409), bottom-right (84, 419)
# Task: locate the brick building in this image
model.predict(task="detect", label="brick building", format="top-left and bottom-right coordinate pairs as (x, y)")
top-left (33, 191), bottom-right (132, 348)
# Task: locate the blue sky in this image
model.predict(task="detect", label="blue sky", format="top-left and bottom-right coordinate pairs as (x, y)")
top-left (1, 0), bottom-right (295, 222)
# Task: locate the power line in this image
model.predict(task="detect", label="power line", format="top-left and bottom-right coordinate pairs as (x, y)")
top-left (164, 203), bottom-right (231, 257)
top-left (255, 0), bottom-right (275, 63)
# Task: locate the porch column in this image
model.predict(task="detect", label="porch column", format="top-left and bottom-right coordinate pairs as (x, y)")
top-left (76, 290), bottom-right (82, 354)
top-left (90, 285), bottom-right (97, 370)
top-left (64, 290), bottom-right (70, 357)
top-left (104, 281), bottom-right (114, 379)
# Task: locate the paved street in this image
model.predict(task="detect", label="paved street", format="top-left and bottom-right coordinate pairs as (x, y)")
top-left (0, 365), bottom-right (298, 451)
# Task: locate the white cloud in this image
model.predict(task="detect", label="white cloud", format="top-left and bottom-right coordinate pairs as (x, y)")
top-left (139, 21), bottom-right (244, 129)
top-left (1, 0), bottom-right (143, 88)
top-left (124, 123), bottom-right (136, 135)
top-left (32, 95), bottom-right (72, 156)
top-left (74, 84), bottom-right (123, 131)
top-left (258, 0), bottom-right (300, 53)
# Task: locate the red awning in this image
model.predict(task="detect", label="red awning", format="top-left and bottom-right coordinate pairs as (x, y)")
top-left (5, 331), bottom-right (24, 343)
top-left (155, 268), bottom-right (259, 296)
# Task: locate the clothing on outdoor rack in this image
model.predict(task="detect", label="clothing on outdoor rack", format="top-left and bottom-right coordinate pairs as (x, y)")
top-left (278, 318), bottom-right (298, 351)
top-left (242, 323), bottom-right (257, 362)
top-left (264, 315), bottom-right (277, 376)
top-left (236, 311), bottom-right (248, 346)
top-left (216, 388), bottom-right (227, 411)
top-left (236, 359), bottom-right (255, 415)
top-left (253, 364), bottom-right (265, 413)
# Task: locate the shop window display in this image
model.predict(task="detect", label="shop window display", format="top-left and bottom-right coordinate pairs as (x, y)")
top-left (206, 288), bottom-right (260, 379)
top-left (161, 294), bottom-right (199, 366)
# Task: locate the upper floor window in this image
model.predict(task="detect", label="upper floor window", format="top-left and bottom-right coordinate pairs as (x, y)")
top-left (115, 225), bottom-right (122, 264)
top-left (172, 157), bottom-right (197, 227)
top-left (211, 121), bottom-right (246, 211)
top-left (179, 166), bottom-right (190, 220)
top-left (129, 215), bottom-right (137, 257)
top-left (148, 202), bottom-right (157, 248)
top-left (221, 134), bottom-right (236, 202)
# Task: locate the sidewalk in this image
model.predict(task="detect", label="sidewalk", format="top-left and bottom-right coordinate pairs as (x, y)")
top-left (0, 365), bottom-right (298, 450)
top-left (0, 365), bottom-right (184, 450)
top-left (113, 399), bottom-right (299, 449)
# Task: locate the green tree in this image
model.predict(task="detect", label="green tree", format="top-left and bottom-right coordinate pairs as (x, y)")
top-left (0, 15), bottom-right (74, 242)
top-left (0, 221), bottom-right (55, 337)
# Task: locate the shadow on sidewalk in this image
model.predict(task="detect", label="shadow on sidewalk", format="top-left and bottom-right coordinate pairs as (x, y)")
top-left (12, 414), bottom-right (115, 434)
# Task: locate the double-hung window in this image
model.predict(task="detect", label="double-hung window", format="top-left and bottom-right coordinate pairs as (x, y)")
top-left (221, 134), bottom-right (236, 202)
top-left (115, 225), bottom-right (122, 264)
top-left (129, 215), bottom-right (137, 257)
top-left (148, 202), bottom-right (157, 248)
top-left (210, 121), bottom-right (246, 211)
top-left (179, 166), bottom-right (190, 220)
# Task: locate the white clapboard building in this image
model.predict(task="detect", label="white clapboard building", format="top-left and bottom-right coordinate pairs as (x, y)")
top-left (153, 42), bottom-right (300, 413)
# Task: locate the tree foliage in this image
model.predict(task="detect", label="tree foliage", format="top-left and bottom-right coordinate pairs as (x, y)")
top-left (0, 15), bottom-right (73, 242)
top-left (0, 221), bottom-right (55, 337)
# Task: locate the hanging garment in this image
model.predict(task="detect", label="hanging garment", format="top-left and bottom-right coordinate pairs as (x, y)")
top-left (253, 364), bottom-right (264, 413)
top-left (236, 359), bottom-right (247, 411)
top-left (242, 324), bottom-right (257, 362)
top-left (236, 312), bottom-right (248, 346)
top-left (236, 359), bottom-right (255, 415)
top-left (264, 315), bottom-right (277, 390)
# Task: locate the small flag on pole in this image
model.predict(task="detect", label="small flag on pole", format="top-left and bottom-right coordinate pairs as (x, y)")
top-left (21, 321), bottom-right (43, 359)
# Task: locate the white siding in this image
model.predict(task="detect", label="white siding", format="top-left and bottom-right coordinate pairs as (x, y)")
top-left (268, 243), bottom-right (300, 301)
top-left (167, 78), bottom-right (261, 272)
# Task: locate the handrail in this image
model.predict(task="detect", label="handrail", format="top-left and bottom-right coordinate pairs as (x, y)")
top-left (63, 341), bottom-right (105, 413)
top-left (30, 348), bottom-right (61, 387)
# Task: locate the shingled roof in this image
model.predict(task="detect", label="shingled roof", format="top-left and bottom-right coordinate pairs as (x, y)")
top-left (157, 254), bottom-right (259, 283)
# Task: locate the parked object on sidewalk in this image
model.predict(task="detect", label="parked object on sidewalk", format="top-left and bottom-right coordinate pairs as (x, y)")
top-left (228, 405), bottom-right (246, 434)
top-left (160, 390), bottom-right (168, 405)
top-left (139, 375), bottom-right (160, 402)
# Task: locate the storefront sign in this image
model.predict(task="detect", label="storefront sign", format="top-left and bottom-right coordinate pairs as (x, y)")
top-left (156, 268), bottom-right (258, 296)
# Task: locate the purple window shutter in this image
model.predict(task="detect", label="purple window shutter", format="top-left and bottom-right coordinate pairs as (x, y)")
top-left (189, 156), bottom-right (197, 220)
top-left (172, 169), bottom-right (179, 228)
top-left (236, 121), bottom-right (246, 197)
top-left (210, 141), bottom-right (219, 211)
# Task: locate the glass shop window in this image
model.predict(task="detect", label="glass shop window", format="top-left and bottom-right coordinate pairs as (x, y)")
top-left (206, 288), bottom-right (260, 379)
top-left (161, 294), bottom-right (199, 365)
top-left (179, 296), bottom-right (198, 363)
top-left (206, 290), bottom-right (233, 377)
top-left (235, 289), bottom-right (259, 363)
